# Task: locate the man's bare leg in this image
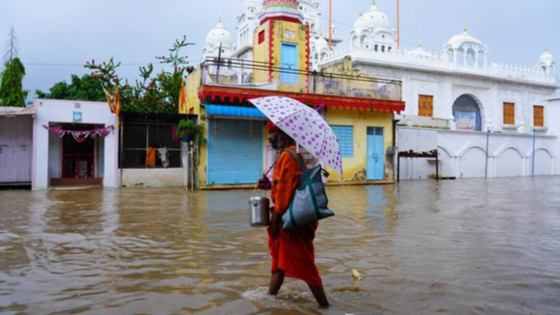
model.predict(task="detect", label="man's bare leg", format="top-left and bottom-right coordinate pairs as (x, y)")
top-left (308, 284), bottom-right (329, 307)
top-left (269, 270), bottom-right (285, 295)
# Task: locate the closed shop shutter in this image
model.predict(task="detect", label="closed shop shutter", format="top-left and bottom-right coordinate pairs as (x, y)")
top-left (0, 116), bottom-right (33, 184)
top-left (207, 119), bottom-right (263, 185)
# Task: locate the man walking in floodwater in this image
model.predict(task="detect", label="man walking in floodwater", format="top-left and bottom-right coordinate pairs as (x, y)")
top-left (258, 121), bottom-right (329, 308)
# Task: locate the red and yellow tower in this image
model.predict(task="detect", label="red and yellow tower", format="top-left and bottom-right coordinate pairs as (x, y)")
top-left (253, 0), bottom-right (309, 92)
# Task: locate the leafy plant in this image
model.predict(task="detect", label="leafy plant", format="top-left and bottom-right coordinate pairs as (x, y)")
top-left (0, 57), bottom-right (27, 107)
top-left (175, 119), bottom-right (206, 145)
top-left (81, 36), bottom-right (194, 113)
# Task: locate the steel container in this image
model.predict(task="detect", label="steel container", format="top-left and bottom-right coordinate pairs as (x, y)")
top-left (249, 196), bottom-right (270, 227)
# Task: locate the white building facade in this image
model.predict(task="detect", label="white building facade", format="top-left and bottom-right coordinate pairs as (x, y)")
top-left (33, 99), bottom-right (119, 190)
top-left (319, 3), bottom-right (559, 179)
top-left (199, 0), bottom-right (559, 180)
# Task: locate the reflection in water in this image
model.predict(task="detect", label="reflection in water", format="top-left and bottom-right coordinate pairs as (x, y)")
top-left (1, 177), bottom-right (560, 314)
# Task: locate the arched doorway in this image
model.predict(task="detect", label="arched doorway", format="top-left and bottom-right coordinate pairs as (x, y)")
top-left (453, 95), bottom-right (482, 131)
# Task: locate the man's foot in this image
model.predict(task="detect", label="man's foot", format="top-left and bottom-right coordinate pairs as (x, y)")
top-left (308, 284), bottom-right (329, 307)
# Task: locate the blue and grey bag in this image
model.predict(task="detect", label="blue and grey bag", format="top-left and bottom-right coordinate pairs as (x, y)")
top-left (281, 149), bottom-right (334, 231)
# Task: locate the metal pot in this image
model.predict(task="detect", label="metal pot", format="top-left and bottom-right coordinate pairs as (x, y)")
top-left (249, 196), bottom-right (270, 227)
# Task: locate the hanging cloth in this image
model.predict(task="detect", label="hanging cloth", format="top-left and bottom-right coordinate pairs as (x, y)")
top-left (146, 147), bottom-right (156, 168)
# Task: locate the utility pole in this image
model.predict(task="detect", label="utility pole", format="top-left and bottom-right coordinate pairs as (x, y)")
top-left (328, 0), bottom-right (332, 49)
top-left (397, 0), bottom-right (400, 51)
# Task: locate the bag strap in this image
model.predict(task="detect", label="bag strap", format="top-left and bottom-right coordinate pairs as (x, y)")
top-left (286, 149), bottom-right (306, 171)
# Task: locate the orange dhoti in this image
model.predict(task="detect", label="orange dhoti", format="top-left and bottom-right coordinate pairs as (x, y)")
top-left (268, 145), bottom-right (322, 286)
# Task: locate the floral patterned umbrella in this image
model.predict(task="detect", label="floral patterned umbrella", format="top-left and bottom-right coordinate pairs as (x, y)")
top-left (249, 96), bottom-right (343, 176)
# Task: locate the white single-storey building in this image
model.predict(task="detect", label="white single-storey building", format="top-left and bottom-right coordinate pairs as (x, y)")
top-left (33, 99), bottom-right (119, 190)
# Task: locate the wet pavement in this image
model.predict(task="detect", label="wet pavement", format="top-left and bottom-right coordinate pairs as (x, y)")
top-left (1, 177), bottom-right (560, 315)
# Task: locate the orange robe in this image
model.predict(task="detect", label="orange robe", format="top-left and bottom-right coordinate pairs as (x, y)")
top-left (146, 147), bottom-right (156, 168)
top-left (268, 145), bottom-right (322, 286)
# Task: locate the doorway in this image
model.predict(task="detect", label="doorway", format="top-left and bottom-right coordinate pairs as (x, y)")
top-left (366, 127), bottom-right (385, 181)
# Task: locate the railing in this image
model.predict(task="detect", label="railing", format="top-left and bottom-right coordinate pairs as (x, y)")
top-left (200, 58), bottom-right (402, 102)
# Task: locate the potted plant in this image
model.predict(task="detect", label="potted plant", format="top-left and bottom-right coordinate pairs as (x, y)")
top-left (174, 119), bottom-right (206, 145)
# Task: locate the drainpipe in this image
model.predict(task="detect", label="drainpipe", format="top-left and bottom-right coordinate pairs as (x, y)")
top-left (484, 126), bottom-right (490, 178)
top-left (532, 129), bottom-right (536, 176)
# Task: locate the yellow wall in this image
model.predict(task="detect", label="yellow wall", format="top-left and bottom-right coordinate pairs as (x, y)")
top-left (253, 22), bottom-right (272, 84)
top-left (253, 20), bottom-right (308, 91)
top-left (184, 66), bottom-right (202, 115)
top-left (326, 109), bottom-right (394, 182)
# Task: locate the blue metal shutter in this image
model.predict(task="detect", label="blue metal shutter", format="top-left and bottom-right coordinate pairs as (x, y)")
top-left (330, 125), bottom-right (354, 158)
top-left (207, 119), bottom-right (263, 185)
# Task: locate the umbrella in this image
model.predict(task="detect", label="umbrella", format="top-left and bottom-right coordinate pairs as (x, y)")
top-left (249, 96), bottom-right (343, 176)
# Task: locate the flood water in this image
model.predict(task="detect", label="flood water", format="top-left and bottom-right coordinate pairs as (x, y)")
top-left (1, 177), bottom-right (560, 315)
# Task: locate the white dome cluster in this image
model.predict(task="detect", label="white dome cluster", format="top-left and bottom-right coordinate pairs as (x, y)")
top-left (442, 25), bottom-right (488, 67)
top-left (354, 2), bottom-right (391, 31)
top-left (202, 18), bottom-right (235, 59)
top-left (535, 47), bottom-right (556, 76)
top-left (348, 1), bottom-right (396, 53)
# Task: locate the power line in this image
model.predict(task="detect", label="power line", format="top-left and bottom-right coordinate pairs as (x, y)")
top-left (402, 0), bottom-right (441, 49)
top-left (23, 60), bottom-right (203, 68)
top-left (431, 0), bottom-right (451, 37)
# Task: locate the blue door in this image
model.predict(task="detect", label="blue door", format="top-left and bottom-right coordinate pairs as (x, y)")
top-left (207, 119), bottom-right (263, 185)
top-left (280, 43), bottom-right (298, 84)
top-left (366, 127), bottom-right (385, 181)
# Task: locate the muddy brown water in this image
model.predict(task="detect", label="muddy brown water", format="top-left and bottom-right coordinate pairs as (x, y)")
top-left (1, 177), bottom-right (560, 315)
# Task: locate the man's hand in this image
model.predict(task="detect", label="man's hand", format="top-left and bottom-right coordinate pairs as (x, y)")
top-left (257, 175), bottom-right (271, 190)
top-left (269, 207), bottom-right (280, 236)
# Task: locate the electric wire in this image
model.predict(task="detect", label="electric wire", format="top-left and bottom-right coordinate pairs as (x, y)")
top-left (402, 0), bottom-right (441, 49)
top-left (431, 0), bottom-right (451, 37)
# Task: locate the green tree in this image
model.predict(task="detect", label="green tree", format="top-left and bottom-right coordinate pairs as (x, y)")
top-left (0, 57), bottom-right (27, 107)
top-left (35, 74), bottom-right (106, 101)
top-left (84, 36), bottom-right (194, 113)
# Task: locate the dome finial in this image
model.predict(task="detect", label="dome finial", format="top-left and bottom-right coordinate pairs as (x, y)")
top-left (464, 22), bottom-right (467, 32)
top-left (373, 0), bottom-right (376, 4)
top-left (320, 28), bottom-right (324, 37)
top-left (545, 45), bottom-right (548, 52)
top-left (218, 14), bottom-right (222, 23)
top-left (359, 7), bottom-right (363, 16)
top-left (418, 39), bottom-right (421, 47)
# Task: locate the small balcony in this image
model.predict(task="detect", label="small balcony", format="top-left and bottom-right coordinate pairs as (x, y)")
top-left (197, 58), bottom-right (405, 113)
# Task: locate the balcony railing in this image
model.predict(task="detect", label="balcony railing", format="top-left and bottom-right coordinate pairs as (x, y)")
top-left (200, 58), bottom-right (402, 102)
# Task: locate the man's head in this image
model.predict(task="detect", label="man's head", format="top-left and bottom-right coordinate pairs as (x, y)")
top-left (267, 121), bottom-right (294, 150)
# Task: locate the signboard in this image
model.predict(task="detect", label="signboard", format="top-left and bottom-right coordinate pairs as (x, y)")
top-left (73, 112), bottom-right (82, 122)
top-left (455, 111), bottom-right (476, 131)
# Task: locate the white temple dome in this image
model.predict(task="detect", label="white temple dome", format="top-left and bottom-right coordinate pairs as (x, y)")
top-left (205, 20), bottom-right (234, 49)
top-left (315, 35), bottom-right (329, 51)
top-left (361, 2), bottom-right (391, 30)
top-left (444, 26), bottom-right (486, 50)
top-left (540, 49), bottom-right (554, 63)
top-left (407, 43), bottom-right (435, 59)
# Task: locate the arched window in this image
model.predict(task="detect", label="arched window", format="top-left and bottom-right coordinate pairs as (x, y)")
top-left (446, 49), bottom-right (454, 63)
top-left (311, 24), bottom-right (315, 33)
top-left (457, 48), bottom-right (465, 66)
top-left (361, 35), bottom-right (369, 49)
top-left (453, 95), bottom-right (482, 131)
top-left (321, 52), bottom-right (327, 61)
top-left (352, 36), bottom-right (358, 48)
top-left (466, 49), bottom-right (476, 67)
top-left (388, 46), bottom-right (392, 52)
top-left (541, 66), bottom-right (548, 74)
top-left (314, 53), bottom-right (319, 60)
top-left (478, 51), bottom-right (485, 68)
top-left (374, 44), bottom-right (378, 52)
top-left (381, 45), bottom-right (385, 52)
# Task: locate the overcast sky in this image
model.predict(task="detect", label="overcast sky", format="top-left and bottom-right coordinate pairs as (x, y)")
top-left (2, 0), bottom-right (559, 101)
